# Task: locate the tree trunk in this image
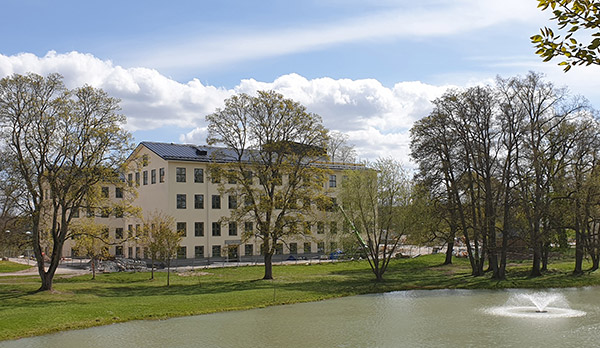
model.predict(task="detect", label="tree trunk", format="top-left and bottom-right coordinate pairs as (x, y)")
top-left (574, 227), bottom-right (584, 275)
top-left (444, 240), bottom-right (454, 265)
top-left (166, 259), bottom-right (171, 286)
top-left (263, 252), bottom-right (273, 280)
top-left (150, 256), bottom-right (155, 280)
top-left (541, 242), bottom-right (549, 272)
top-left (91, 256), bottom-right (97, 280)
top-left (531, 241), bottom-right (542, 277)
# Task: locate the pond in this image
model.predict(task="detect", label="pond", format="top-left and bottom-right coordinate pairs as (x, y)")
top-left (2, 287), bottom-right (599, 347)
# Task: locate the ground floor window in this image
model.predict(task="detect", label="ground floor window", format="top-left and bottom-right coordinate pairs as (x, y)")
top-left (303, 242), bottom-right (312, 254)
top-left (317, 242), bottom-right (325, 253)
top-left (212, 245), bottom-right (222, 258)
top-left (289, 242), bottom-right (297, 254)
top-left (177, 246), bottom-right (187, 259)
top-left (275, 243), bottom-right (283, 255)
top-left (245, 244), bottom-right (253, 256)
top-left (195, 246), bottom-right (204, 259)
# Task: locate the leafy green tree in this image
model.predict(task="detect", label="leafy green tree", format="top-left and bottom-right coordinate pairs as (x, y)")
top-left (338, 158), bottom-right (412, 281)
top-left (206, 90), bottom-right (329, 280)
top-left (0, 73), bottom-right (133, 291)
top-left (71, 218), bottom-right (113, 280)
top-left (532, 0), bottom-right (600, 71)
top-left (141, 212), bottom-right (180, 286)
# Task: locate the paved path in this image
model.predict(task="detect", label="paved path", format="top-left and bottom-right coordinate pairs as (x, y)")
top-left (0, 258), bottom-right (90, 277)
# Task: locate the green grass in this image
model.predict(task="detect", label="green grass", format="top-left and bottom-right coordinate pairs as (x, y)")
top-left (1, 254), bottom-right (600, 341)
top-left (0, 261), bottom-right (32, 273)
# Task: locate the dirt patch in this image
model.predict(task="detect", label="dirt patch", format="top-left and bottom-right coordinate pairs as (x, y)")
top-left (177, 271), bottom-right (213, 277)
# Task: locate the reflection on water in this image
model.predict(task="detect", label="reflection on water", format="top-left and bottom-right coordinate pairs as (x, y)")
top-left (1, 288), bottom-right (599, 348)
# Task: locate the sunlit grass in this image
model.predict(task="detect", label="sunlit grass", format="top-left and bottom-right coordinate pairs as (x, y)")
top-left (0, 261), bottom-right (31, 273)
top-left (1, 254), bottom-right (599, 341)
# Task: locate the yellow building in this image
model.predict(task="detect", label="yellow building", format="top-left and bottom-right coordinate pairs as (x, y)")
top-left (65, 141), bottom-right (358, 264)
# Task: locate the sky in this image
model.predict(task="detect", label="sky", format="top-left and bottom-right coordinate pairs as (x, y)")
top-left (1, 0), bottom-right (598, 165)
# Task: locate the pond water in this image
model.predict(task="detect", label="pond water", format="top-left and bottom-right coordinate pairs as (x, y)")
top-left (2, 287), bottom-right (600, 348)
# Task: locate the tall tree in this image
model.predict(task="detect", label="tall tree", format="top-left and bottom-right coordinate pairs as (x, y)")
top-left (532, 0), bottom-right (600, 71)
top-left (338, 158), bottom-right (412, 281)
top-left (206, 90), bottom-right (329, 280)
top-left (0, 73), bottom-right (132, 291)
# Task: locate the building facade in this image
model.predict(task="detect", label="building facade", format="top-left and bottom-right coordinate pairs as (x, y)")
top-left (64, 142), bottom-right (358, 263)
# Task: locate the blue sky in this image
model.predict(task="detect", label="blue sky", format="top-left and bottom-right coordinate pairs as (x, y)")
top-left (1, 0), bottom-right (597, 163)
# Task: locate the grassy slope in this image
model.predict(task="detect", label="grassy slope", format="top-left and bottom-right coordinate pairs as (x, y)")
top-left (1, 254), bottom-right (599, 341)
top-left (0, 261), bottom-right (31, 273)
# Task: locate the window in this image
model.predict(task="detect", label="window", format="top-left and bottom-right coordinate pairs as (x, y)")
top-left (212, 222), bottom-right (221, 236)
top-left (159, 168), bottom-right (165, 183)
top-left (289, 242), bottom-right (297, 254)
top-left (329, 174), bottom-right (337, 188)
top-left (115, 228), bottom-right (123, 239)
top-left (244, 222), bottom-right (253, 233)
top-left (100, 207), bottom-right (110, 218)
top-left (115, 187), bottom-right (123, 198)
top-left (195, 246), bottom-right (204, 258)
top-left (330, 221), bottom-right (337, 234)
top-left (194, 168), bottom-right (204, 183)
top-left (275, 243), bottom-right (283, 255)
top-left (127, 173), bottom-right (133, 187)
top-left (176, 194), bottom-right (187, 209)
top-left (212, 245), bottom-right (222, 258)
top-left (212, 195), bottom-right (221, 209)
top-left (194, 194), bottom-right (204, 209)
top-left (101, 186), bottom-right (109, 198)
top-left (194, 222), bottom-right (204, 237)
top-left (151, 169), bottom-right (156, 184)
top-left (135, 224), bottom-right (140, 236)
top-left (245, 244), bottom-right (253, 256)
top-left (177, 246), bottom-right (187, 259)
top-left (128, 247), bottom-right (133, 257)
top-left (243, 170), bottom-right (253, 184)
top-left (228, 195), bottom-right (237, 209)
top-left (114, 206), bottom-right (124, 218)
top-left (115, 246), bottom-right (123, 256)
top-left (177, 222), bottom-right (187, 237)
top-left (72, 208), bottom-right (79, 218)
top-left (229, 222), bottom-right (237, 236)
top-left (135, 172), bottom-right (140, 186)
top-left (211, 172), bottom-right (220, 183)
top-left (143, 170), bottom-right (148, 185)
top-left (317, 221), bottom-right (324, 234)
top-left (128, 224), bottom-right (133, 238)
top-left (317, 242), bottom-right (325, 253)
top-left (176, 167), bottom-right (186, 182)
top-left (303, 242), bottom-right (312, 254)
top-left (228, 171), bottom-right (237, 184)
top-left (142, 154), bottom-right (149, 166)
top-left (304, 222), bottom-right (311, 234)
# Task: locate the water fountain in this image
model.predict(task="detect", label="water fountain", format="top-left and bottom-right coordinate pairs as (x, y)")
top-left (487, 291), bottom-right (586, 318)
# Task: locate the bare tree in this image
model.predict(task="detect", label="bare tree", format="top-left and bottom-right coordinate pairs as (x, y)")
top-left (338, 158), bottom-right (412, 281)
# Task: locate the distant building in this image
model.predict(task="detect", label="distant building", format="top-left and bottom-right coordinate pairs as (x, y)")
top-left (63, 142), bottom-right (361, 263)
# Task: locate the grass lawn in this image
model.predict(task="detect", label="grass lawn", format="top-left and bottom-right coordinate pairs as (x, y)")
top-left (1, 254), bottom-right (600, 341)
top-left (0, 261), bottom-right (32, 273)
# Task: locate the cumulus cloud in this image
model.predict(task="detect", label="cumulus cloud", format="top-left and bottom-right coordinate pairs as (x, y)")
top-left (0, 51), bottom-right (453, 163)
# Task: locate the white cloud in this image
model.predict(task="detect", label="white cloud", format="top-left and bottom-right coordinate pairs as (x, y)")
top-left (0, 51), bottom-right (454, 163)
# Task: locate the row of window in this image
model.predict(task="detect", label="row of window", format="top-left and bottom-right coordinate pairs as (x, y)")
top-left (176, 194), bottom-right (236, 209)
top-left (128, 168), bottom-right (166, 186)
top-left (99, 241), bottom-right (338, 260)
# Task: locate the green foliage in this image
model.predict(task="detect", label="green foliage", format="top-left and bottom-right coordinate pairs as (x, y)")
top-left (140, 211), bottom-right (181, 286)
top-left (0, 73), bottom-right (133, 290)
top-left (206, 90), bottom-right (330, 279)
top-left (532, 0), bottom-right (600, 71)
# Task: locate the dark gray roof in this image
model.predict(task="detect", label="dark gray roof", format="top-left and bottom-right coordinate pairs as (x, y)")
top-left (141, 142), bottom-right (233, 163)
top-left (139, 141), bottom-right (363, 169)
